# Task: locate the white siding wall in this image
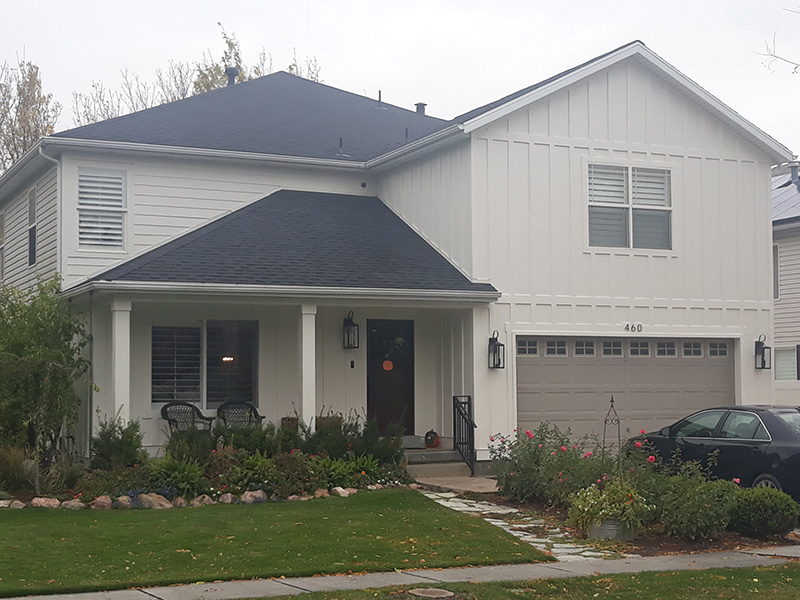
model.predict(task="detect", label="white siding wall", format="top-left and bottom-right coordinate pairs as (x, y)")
top-left (470, 59), bottom-right (775, 447)
top-left (59, 153), bottom-right (374, 288)
top-left (376, 141), bottom-right (473, 276)
top-left (1, 167), bottom-right (59, 290)
top-left (773, 230), bottom-right (800, 403)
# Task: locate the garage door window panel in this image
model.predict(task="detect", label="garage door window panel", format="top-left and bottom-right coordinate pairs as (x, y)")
top-left (575, 340), bottom-right (595, 356)
top-left (545, 340), bottom-right (567, 356)
top-left (629, 341), bottom-right (650, 357)
top-left (517, 338), bottom-right (538, 355)
top-left (602, 341), bottom-right (623, 356)
top-left (709, 342), bottom-right (728, 357)
top-left (656, 341), bottom-right (677, 357)
top-left (683, 342), bottom-right (703, 357)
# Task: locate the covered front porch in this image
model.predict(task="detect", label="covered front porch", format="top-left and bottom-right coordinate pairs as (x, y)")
top-left (81, 293), bottom-right (497, 455)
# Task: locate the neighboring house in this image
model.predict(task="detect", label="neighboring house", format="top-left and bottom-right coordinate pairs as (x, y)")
top-left (772, 162), bottom-right (800, 401)
top-left (0, 41), bottom-right (792, 460)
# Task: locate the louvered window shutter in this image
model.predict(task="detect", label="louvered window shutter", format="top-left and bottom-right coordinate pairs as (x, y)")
top-left (78, 173), bottom-right (125, 248)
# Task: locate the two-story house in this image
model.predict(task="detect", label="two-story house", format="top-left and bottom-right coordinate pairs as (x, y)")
top-left (0, 41), bottom-right (792, 461)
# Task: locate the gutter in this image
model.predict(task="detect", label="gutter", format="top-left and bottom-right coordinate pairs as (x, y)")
top-left (0, 140), bottom-right (43, 197)
top-left (365, 124), bottom-right (467, 170)
top-left (60, 279), bottom-right (502, 303)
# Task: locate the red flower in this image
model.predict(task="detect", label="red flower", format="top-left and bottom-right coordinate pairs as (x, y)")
top-left (560, 446), bottom-right (567, 452)
top-left (733, 477), bottom-right (741, 485)
top-left (648, 455), bottom-right (656, 463)
top-left (640, 429), bottom-right (646, 435)
top-left (525, 430), bottom-right (534, 439)
top-left (634, 441), bottom-right (642, 448)
top-left (489, 435), bottom-right (495, 442)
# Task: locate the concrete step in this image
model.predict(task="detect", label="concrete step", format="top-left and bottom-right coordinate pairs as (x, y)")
top-left (406, 461), bottom-right (472, 479)
top-left (405, 449), bottom-right (462, 464)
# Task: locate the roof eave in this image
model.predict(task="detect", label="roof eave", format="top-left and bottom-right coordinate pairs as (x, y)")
top-left (42, 137), bottom-right (368, 170)
top-left (460, 42), bottom-right (794, 165)
top-left (0, 139), bottom-right (46, 198)
top-left (366, 124), bottom-right (467, 170)
top-left (61, 280), bottom-right (501, 303)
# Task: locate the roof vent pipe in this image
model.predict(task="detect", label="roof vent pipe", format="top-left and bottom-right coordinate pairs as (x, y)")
top-left (225, 66), bottom-right (239, 87)
top-left (789, 161), bottom-right (800, 192)
top-left (415, 102), bottom-right (427, 115)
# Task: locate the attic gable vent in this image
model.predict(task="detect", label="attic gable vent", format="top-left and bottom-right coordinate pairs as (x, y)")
top-left (78, 171), bottom-right (126, 249)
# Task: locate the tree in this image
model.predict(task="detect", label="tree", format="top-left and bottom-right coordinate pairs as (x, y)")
top-left (0, 60), bottom-right (61, 173)
top-left (72, 25), bottom-right (320, 126)
top-left (760, 6), bottom-right (800, 74)
top-left (0, 276), bottom-right (90, 494)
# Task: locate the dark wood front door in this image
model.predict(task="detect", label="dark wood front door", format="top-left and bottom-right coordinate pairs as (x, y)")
top-left (367, 319), bottom-right (414, 434)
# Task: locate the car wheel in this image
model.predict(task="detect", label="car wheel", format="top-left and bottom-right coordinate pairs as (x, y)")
top-left (753, 474), bottom-right (782, 490)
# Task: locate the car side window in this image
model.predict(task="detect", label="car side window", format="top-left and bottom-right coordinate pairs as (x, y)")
top-left (672, 410), bottom-right (726, 438)
top-left (719, 412), bottom-right (769, 440)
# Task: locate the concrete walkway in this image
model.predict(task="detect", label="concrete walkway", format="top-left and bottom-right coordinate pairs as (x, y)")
top-left (8, 551), bottom-right (791, 600)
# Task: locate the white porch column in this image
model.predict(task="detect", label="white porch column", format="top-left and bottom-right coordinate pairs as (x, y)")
top-left (300, 304), bottom-right (317, 431)
top-left (471, 305), bottom-right (493, 461)
top-left (111, 298), bottom-right (132, 423)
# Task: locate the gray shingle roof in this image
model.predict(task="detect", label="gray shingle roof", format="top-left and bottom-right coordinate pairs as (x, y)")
top-left (92, 190), bottom-right (497, 294)
top-left (55, 72), bottom-right (448, 162)
top-left (773, 174), bottom-right (800, 224)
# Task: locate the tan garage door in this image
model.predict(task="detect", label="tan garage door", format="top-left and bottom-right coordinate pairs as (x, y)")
top-left (516, 337), bottom-right (735, 440)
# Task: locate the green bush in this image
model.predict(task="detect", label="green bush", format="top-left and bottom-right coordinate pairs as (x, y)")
top-left (729, 487), bottom-right (800, 538)
top-left (150, 455), bottom-right (208, 499)
top-left (661, 477), bottom-right (739, 539)
top-left (0, 445), bottom-right (35, 492)
top-left (90, 417), bottom-right (147, 470)
top-left (223, 451), bottom-right (279, 495)
top-left (568, 478), bottom-right (651, 535)
top-left (74, 464), bottom-right (152, 500)
top-left (165, 429), bottom-right (215, 463)
top-left (46, 455), bottom-right (87, 493)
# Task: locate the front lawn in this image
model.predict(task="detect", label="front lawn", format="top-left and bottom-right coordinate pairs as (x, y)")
top-left (0, 488), bottom-right (551, 597)
top-left (261, 564), bottom-right (800, 600)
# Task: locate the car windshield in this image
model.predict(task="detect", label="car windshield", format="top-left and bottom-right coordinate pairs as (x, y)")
top-left (775, 410), bottom-right (800, 434)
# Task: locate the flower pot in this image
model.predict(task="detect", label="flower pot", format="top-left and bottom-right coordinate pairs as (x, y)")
top-left (424, 429), bottom-right (440, 448)
top-left (316, 415), bottom-right (343, 431)
top-left (281, 416), bottom-right (299, 431)
top-left (587, 519), bottom-right (637, 542)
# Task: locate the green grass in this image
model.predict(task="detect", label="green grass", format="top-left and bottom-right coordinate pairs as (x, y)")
top-left (259, 564), bottom-right (800, 599)
top-left (0, 488), bottom-right (551, 597)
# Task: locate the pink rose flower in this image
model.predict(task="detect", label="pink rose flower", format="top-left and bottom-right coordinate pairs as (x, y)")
top-left (648, 455), bottom-right (656, 463)
top-left (634, 441), bottom-right (642, 448)
top-left (640, 429), bottom-right (646, 434)
top-left (525, 430), bottom-right (534, 439)
top-left (560, 446), bottom-right (567, 452)
top-left (733, 478), bottom-right (741, 485)
top-left (489, 435), bottom-right (495, 442)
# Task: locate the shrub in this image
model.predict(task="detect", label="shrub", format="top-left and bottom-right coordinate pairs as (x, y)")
top-left (74, 464), bottom-right (152, 500)
top-left (150, 455), bottom-right (208, 499)
top-left (46, 455), bottom-right (87, 493)
top-left (568, 478), bottom-right (651, 535)
top-left (224, 451), bottom-right (279, 495)
top-left (165, 429), bottom-right (215, 463)
top-left (661, 477), bottom-right (739, 539)
top-left (90, 417), bottom-right (147, 470)
top-left (0, 445), bottom-right (35, 492)
top-left (729, 487), bottom-right (800, 538)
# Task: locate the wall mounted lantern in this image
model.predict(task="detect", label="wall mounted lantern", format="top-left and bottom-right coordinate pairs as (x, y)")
top-left (343, 311), bottom-right (360, 349)
top-left (755, 334), bottom-right (772, 370)
top-left (488, 330), bottom-right (505, 369)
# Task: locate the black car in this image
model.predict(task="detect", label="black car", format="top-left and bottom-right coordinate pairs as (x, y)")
top-left (639, 406), bottom-right (800, 501)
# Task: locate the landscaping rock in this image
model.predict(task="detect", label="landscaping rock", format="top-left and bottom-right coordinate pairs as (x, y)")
top-left (241, 490), bottom-right (267, 504)
top-left (344, 487), bottom-right (358, 495)
top-left (219, 493), bottom-right (235, 504)
top-left (287, 495), bottom-right (300, 501)
top-left (90, 495), bottom-right (112, 510)
top-left (331, 486), bottom-right (349, 498)
top-left (409, 483), bottom-right (421, 489)
top-left (31, 497), bottom-right (60, 509)
top-left (10, 501), bottom-right (25, 509)
top-left (190, 494), bottom-right (216, 507)
top-left (367, 485), bottom-right (377, 491)
top-left (314, 488), bottom-right (330, 498)
top-left (61, 499), bottom-right (86, 510)
top-left (172, 497), bottom-right (187, 508)
top-left (374, 484), bottom-right (383, 490)
top-left (0, 500), bottom-right (12, 508)
top-left (115, 496), bottom-right (133, 509)
top-left (139, 493), bottom-right (173, 509)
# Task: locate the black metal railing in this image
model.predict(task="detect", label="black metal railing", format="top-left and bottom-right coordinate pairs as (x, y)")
top-left (453, 395), bottom-right (477, 476)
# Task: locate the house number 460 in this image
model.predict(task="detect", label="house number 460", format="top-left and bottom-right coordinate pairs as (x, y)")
top-left (624, 323), bottom-right (643, 332)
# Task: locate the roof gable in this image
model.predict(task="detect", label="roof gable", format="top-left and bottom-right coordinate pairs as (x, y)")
top-left (89, 190), bottom-right (497, 296)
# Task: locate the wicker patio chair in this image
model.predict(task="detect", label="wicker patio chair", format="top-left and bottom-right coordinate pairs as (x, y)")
top-left (217, 401), bottom-right (265, 429)
top-left (161, 401), bottom-right (215, 434)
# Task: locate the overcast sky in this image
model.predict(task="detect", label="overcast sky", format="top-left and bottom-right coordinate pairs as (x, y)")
top-left (4, 0), bottom-right (800, 158)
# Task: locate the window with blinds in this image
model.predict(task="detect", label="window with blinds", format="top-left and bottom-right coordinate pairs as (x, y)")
top-left (589, 164), bottom-right (671, 250)
top-left (775, 347), bottom-right (800, 381)
top-left (151, 326), bottom-right (202, 403)
top-left (78, 172), bottom-right (126, 248)
top-left (28, 188), bottom-right (37, 265)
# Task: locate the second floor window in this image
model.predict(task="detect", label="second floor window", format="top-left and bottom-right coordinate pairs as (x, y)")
top-left (78, 171), bottom-right (126, 249)
top-left (588, 164), bottom-right (672, 250)
top-left (28, 188), bottom-right (37, 266)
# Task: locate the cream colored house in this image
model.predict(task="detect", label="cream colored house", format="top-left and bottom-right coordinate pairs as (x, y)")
top-left (0, 41), bottom-right (792, 463)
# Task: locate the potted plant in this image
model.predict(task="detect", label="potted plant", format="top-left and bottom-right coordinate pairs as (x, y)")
top-left (568, 478), bottom-right (651, 541)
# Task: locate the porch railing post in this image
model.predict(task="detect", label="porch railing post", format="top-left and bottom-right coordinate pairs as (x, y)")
top-left (452, 395), bottom-right (477, 476)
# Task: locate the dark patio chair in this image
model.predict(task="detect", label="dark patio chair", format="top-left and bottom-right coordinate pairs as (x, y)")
top-left (161, 401), bottom-right (215, 434)
top-left (217, 401), bottom-right (265, 429)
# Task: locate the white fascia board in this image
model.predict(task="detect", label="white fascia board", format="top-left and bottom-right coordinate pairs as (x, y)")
top-left (41, 137), bottom-right (368, 171)
top-left (461, 42), bottom-right (794, 165)
top-left (60, 280), bottom-right (501, 303)
top-left (366, 124), bottom-right (466, 170)
top-left (0, 140), bottom-right (45, 200)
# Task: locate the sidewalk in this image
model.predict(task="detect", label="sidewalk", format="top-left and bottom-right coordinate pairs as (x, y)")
top-left (7, 550), bottom-right (792, 600)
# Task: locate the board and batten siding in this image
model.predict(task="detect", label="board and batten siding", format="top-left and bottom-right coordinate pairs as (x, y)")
top-left (376, 141), bottom-right (473, 277)
top-left (469, 58), bottom-right (775, 439)
top-left (0, 167), bottom-right (59, 290)
top-left (59, 153), bottom-right (374, 288)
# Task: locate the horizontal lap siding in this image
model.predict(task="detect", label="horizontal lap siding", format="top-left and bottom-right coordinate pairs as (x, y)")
top-left (775, 234), bottom-right (800, 346)
top-left (2, 167), bottom-right (59, 290)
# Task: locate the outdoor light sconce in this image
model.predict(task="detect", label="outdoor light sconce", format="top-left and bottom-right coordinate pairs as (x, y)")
top-left (343, 311), bottom-right (360, 349)
top-left (754, 334), bottom-right (772, 370)
top-left (488, 330), bottom-right (505, 369)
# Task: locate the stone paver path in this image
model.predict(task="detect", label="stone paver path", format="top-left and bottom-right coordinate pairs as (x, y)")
top-left (420, 490), bottom-right (636, 561)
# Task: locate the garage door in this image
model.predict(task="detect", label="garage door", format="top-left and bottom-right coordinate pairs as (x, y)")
top-left (516, 337), bottom-right (735, 440)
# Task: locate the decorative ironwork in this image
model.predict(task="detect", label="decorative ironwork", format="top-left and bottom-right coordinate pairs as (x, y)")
top-left (601, 395), bottom-right (622, 461)
top-left (453, 395), bottom-right (477, 476)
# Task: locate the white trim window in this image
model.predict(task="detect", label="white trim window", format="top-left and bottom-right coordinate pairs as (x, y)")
top-left (683, 341), bottom-right (703, 357)
top-left (588, 164), bottom-right (672, 250)
top-left (656, 341), bottom-right (677, 357)
top-left (629, 341), bottom-right (650, 356)
top-left (78, 171), bottom-right (126, 249)
top-left (574, 340), bottom-right (595, 356)
top-left (709, 342), bottom-right (728, 357)
top-left (775, 347), bottom-right (800, 381)
top-left (602, 340), bottom-right (623, 356)
top-left (0, 211), bottom-right (4, 281)
top-left (28, 188), bottom-right (37, 266)
top-left (517, 338), bottom-right (538, 355)
top-left (545, 340), bottom-right (567, 356)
